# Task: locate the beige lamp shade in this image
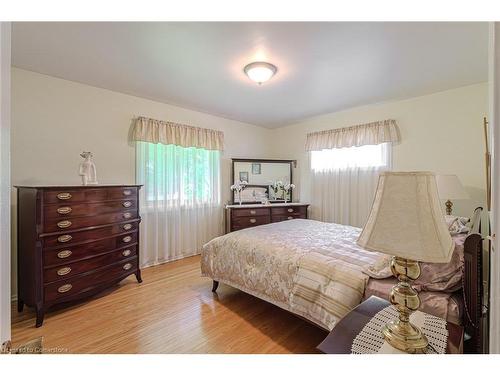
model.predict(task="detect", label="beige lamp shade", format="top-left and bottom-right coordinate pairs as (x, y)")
top-left (357, 172), bottom-right (454, 263)
top-left (435, 174), bottom-right (469, 200)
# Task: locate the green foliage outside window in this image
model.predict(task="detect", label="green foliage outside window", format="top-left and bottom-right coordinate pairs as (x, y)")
top-left (140, 142), bottom-right (220, 205)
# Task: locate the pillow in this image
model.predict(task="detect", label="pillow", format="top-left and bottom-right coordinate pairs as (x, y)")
top-left (414, 234), bottom-right (466, 292)
top-left (240, 187), bottom-right (267, 201)
top-left (362, 255), bottom-right (393, 279)
top-left (445, 215), bottom-right (470, 235)
top-left (362, 234), bottom-right (467, 292)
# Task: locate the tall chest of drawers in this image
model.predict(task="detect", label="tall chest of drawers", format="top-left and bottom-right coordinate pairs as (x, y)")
top-left (16, 185), bottom-right (142, 327)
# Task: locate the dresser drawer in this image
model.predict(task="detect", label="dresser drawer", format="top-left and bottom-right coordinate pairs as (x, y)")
top-left (43, 210), bottom-right (138, 233)
top-left (231, 207), bottom-right (270, 218)
top-left (42, 224), bottom-right (138, 248)
top-left (232, 215), bottom-right (271, 229)
top-left (44, 199), bottom-right (138, 220)
top-left (271, 214), bottom-right (305, 223)
top-left (106, 187), bottom-right (139, 200)
top-left (44, 257), bottom-right (138, 302)
top-left (43, 236), bottom-right (137, 266)
top-left (43, 187), bottom-right (138, 204)
top-left (44, 247), bottom-right (137, 283)
top-left (43, 189), bottom-right (108, 204)
top-left (270, 206), bottom-right (307, 216)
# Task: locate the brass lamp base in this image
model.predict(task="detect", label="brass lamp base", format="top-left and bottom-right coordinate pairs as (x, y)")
top-left (382, 319), bottom-right (428, 354)
top-left (384, 256), bottom-right (429, 353)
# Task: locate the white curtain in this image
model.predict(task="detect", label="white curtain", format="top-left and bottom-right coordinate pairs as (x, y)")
top-left (136, 141), bottom-right (223, 267)
top-left (310, 143), bottom-right (392, 228)
top-left (133, 116), bottom-right (224, 151)
top-left (305, 119), bottom-right (400, 151)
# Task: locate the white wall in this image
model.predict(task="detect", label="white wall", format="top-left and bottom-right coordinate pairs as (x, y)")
top-left (0, 22), bottom-right (11, 348)
top-left (270, 83), bottom-right (489, 219)
top-left (10, 68), bottom-right (273, 296)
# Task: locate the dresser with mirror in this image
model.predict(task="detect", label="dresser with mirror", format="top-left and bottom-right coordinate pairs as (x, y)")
top-left (226, 158), bottom-right (309, 232)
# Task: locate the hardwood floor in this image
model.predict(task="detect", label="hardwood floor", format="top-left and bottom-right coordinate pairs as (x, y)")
top-left (11, 255), bottom-right (327, 353)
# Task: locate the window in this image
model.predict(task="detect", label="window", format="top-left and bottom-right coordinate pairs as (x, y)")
top-left (310, 143), bottom-right (390, 171)
top-left (137, 142), bottom-right (221, 206)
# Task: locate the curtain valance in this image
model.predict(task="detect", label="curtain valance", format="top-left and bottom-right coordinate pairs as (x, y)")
top-left (132, 116), bottom-right (225, 151)
top-left (305, 119), bottom-right (400, 151)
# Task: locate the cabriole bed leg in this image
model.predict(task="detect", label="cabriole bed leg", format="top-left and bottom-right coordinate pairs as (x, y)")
top-left (212, 280), bottom-right (219, 292)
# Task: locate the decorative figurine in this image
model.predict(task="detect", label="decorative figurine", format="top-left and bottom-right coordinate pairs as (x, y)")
top-left (78, 151), bottom-right (98, 186)
top-left (230, 180), bottom-right (248, 205)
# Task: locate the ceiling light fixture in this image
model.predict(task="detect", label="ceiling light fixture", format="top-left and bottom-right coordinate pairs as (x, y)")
top-left (244, 61), bottom-right (277, 85)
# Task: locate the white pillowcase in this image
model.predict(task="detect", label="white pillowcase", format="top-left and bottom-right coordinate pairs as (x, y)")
top-left (362, 255), bottom-right (393, 279)
top-left (445, 215), bottom-right (470, 234)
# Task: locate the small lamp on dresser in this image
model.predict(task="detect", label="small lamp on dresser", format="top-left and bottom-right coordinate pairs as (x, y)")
top-left (357, 171), bottom-right (454, 353)
top-left (435, 174), bottom-right (469, 215)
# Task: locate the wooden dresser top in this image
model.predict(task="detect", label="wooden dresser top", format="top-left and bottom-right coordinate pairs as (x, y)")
top-left (15, 184), bottom-right (142, 189)
top-left (226, 202), bottom-right (309, 209)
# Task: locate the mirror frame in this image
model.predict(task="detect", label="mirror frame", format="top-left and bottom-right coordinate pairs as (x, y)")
top-left (231, 158), bottom-right (294, 204)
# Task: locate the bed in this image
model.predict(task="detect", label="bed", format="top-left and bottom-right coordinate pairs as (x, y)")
top-left (201, 208), bottom-right (484, 353)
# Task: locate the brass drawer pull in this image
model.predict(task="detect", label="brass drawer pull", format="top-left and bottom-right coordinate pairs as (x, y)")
top-left (249, 218), bottom-right (257, 224)
top-left (57, 192), bottom-right (72, 200)
top-left (122, 236), bottom-right (132, 243)
top-left (287, 208), bottom-right (294, 213)
top-left (250, 210), bottom-right (256, 215)
top-left (123, 223), bottom-right (133, 231)
top-left (57, 267), bottom-right (72, 276)
top-left (57, 220), bottom-right (72, 229)
top-left (122, 249), bottom-right (132, 257)
top-left (123, 189), bottom-right (132, 196)
top-left (123, 212), bottom-right (132, 219)
top-left (57, 234), bottom-right (72, 243)
top-left (57, 284), bottom-right (72, 293)
top-left (57, 250), bottom-right (72, 259)
top-left (57, 206), bottom-right (72, 215)
top-left (122, 201), bottom-right (132, 208)
top-left (123, 263), bottom-right (132, 270)
top-left (287, 216), bottom-right (294, 220)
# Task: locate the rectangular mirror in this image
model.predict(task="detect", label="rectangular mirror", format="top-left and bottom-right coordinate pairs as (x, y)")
top-left (231, 158), bottom-right (294, 204)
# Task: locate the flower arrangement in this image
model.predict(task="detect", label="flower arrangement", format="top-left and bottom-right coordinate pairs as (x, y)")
top-left (270, 181), bottom-right (284, 200)
top-left (230, 180), bottom-right (249, 205)
top-left (283, 183), bottom-right (296, 203)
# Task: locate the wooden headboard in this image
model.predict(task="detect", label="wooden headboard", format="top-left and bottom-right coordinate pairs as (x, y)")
top-left (462, 206), bottom-right (485, 353)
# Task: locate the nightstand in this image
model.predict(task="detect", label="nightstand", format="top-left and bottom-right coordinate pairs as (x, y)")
top-left (317, 296), bottom-right (464, 354)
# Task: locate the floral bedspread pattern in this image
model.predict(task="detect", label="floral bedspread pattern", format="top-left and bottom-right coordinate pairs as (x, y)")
top-left (201, 219), bottom-right (389, 330)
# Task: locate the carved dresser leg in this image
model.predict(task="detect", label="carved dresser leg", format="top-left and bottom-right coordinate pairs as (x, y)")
top-left (17, 299), bottom-right (24, 313)
top-left (135, 270), bottom-right (143, 283)
top-left (35, 305), bottom-right (45, 328)
top-left (212, 280), bottom-right (219, 292)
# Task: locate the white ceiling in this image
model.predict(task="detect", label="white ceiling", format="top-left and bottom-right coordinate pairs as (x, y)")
top-left (12, 22), bottom-right (488, 128)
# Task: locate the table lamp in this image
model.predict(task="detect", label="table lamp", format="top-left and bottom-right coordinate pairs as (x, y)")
top-left (435, 174), bottom-right (469, 215)
top-left (357, 172), bottom-right (454, 353)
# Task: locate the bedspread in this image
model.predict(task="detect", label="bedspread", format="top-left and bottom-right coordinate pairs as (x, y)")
top-left (201, 219), bottom-right (389, 330)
